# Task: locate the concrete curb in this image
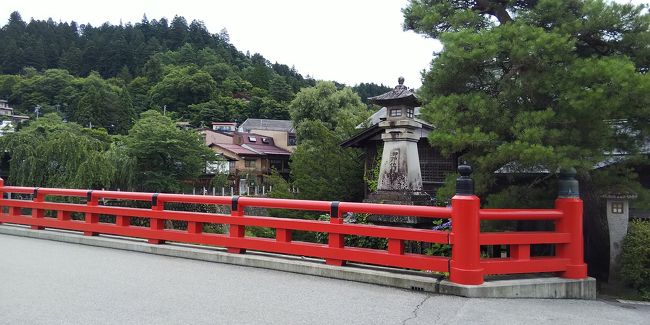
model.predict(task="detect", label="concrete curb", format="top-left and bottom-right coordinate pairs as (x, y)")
top-left (0, 224), bottom-right (596, 299)
top-left (439, 277), bottom-right (597, 299)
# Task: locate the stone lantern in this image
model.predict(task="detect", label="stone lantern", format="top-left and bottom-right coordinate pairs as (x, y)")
top-left (369, 77), bottom-right (423, 193)
top-left (600, 190), bottom-right (638, 283)
top-left (365, 78), bottom-right (432, 226)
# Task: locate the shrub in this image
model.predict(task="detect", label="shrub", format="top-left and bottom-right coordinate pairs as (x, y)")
top-left (620, 220), bottom-right (650, 299)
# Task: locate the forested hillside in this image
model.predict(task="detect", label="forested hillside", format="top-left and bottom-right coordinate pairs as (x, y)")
top-left (0, 11), bottom-right (388, 132)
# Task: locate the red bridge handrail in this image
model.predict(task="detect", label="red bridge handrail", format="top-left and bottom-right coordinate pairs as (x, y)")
top-left (0, 179), bottom-right (588, 285)
top-left (479, 209), bottom-right (564, 220)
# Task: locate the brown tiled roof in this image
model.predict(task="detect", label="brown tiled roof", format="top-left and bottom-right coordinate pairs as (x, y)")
top-left (210, 143), bottom-right (259, 156)
top-left (209, 138), bottom-right (291, 157)
top-left (243, 144), bottom-right (291, 156)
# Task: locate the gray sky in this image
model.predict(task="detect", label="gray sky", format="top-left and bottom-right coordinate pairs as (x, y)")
top-left (1, 0), bottom-right (646, 88)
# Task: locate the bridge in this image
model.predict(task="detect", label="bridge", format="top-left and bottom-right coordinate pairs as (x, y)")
top-left (1, 232), bottom-right (649, 324)
top-left (1, 167), bottom-right (649, 322)
top-left (0, 166), bottom-right (589, 282)
top-left (0, 167), bottom-right (642, 317)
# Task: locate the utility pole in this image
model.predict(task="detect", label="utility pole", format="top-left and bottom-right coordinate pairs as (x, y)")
top-left (163, 105), bottom-right (167, 116)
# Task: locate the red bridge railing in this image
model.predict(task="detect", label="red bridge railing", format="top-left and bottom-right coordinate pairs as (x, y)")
top-left (0, 166), bottom-right (588, 285)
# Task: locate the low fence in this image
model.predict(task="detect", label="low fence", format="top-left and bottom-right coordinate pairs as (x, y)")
top-left (0, 165), bottom-right (587, 285)
top-left (185, 185), bottom-right (298, 197)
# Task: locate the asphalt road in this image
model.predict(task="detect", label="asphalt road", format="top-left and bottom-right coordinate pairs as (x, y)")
top-left (1, 234), bottom-right (648, 325)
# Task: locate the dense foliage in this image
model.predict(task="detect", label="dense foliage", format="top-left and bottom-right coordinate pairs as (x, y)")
top-left (620, 220), bottom-right (650, 300)
top-left (0, 12), bottom-right (391, 133)
top-left (0, 111), bottom-right (214, 192)
top-left (0, 12), bottom-right (317, 131)
top-left (403, 0), bottom-right (650, 206)
top-left (0, 114), bottom-right (116, 188)
top-left (123, 110), bottom-right (215, 192)
top-left (288, 81), bottom-right (370, 202)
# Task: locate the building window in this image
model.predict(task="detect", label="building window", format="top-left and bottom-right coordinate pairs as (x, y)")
top-left (214, 125), bottom-right (234, 132)
top-left (245, 159), bottom-right (256, 168)
top-left (288, 135), bottom-right (297, 146)
top-left (248, 136), bottom-right (257, 142)
top-left (270, 159), bottom-right (284, 171)
top-left (406, 108), bottom-right (414, 118)
top-left (611, 201), bottom-right (624, 214)
top-left (229, 161), bottom-right (236, 170)
top-left (389, 109), bottom-right (402, 117)
top-left (418, 143), bottom-right (455, 183)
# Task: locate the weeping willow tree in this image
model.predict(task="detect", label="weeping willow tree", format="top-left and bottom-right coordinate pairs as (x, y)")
top-left (0, 113), bottom-right (131, 189)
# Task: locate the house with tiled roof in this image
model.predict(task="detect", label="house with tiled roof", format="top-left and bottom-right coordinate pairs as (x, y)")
top-left (200, 128), bottom-right (291, 193)
top-left (238, 118), bottom-right (296, 152)
top-left (0, 100), bottom-right (29, 125)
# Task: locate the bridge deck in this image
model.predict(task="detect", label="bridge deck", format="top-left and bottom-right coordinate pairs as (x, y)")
top-left (0, 234), bottom-right (648, 324)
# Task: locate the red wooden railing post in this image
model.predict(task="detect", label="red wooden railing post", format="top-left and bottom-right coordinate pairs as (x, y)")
top-left (116, 215), bottom-right (130, 227)
top-left (227, 196), bottom-right (246, 254)
top-left (276, 228), bottom-right (292, 243)
top-left (31, 188), bottom-right (45, 230)
top-left (326, 201), bottom-right (346, 266)
top-left (84, 191), bottom-right (99, 236)
top-left (187, 219), bottom-right (202, 235)
top-left (149, 193), bottom-right (165, 244)
top-left (58, 210), bottom-right (71, 221)
top-left (449, 164), bottom-right (484, 285)
top-left (555, 168), bottom-right (587, 279)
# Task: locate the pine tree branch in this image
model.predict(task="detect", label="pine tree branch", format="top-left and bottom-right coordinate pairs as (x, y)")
top-left (474, 0), bottom-right (513, 24)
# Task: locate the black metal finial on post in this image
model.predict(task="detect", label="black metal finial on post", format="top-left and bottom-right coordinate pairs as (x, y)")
top-left (558, 167), bottom-right (579, 198)
top-left (456, 163), bottom-right (474, 196)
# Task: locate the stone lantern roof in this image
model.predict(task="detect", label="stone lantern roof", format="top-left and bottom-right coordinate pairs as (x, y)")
top-left (368, 77), bottom-right (421, 107)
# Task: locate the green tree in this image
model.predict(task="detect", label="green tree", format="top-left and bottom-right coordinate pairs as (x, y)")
top-left (71, 73), bottom-right (135, 133)
top-left (0, 113), bottom-right (115, 188)
top-left (10, 69), bottom-right (74, 114)
top-left (403, 0), bottom-right (650, 204)
top-left (269, 75), bottom-right (294, 102)
top-left (149, 65), bottom-right (217, 115)
top-left (143, 55), bottom-right (164, 83)
top-left (123, 110), bottom-right (216, 192)
top-left (620, 220), bottom-right (650, 300)
top-left (0, 74), bottom-right (21, 100)
top-left (59, 47), bottom-right (82, 75)
top-left (352, 82), bottom-right (391, 105)
top-left (127, 76), bottom-right (153, 113)
top-left (288, 81), bottom-right (369, 202)
top-left (291, 121), bottom-right (366, 202)
top-left (187, 96), bottom-right (249, 126)
top-left (289, 81), bottom-right (367, 132)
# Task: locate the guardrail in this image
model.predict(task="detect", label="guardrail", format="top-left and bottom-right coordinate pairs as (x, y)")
top-left (0, 165), bottom-right (588, 285)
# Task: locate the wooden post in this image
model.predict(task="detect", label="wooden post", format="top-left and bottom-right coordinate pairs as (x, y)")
top-left (449, 164), bottom-right (484, 285)
top-left (326, 202), bottom-right (346, 266)
top-left (148, 194), bottom-right (165, 244)
top-left (556, 168), bottom-right (588, 279)
top-left (227, 196), bottom-right (246, 254)
top-left (84, 191), bottom-right (99, 236)
top-left (31, 188), bottom-right (45, 230)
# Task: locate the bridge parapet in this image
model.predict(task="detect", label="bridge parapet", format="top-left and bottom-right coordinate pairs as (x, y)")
top-left (0, 166), bottom-right (587, 285)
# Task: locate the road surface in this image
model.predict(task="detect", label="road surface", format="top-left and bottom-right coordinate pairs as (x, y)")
top-left (0, 234), bottom-right (648, 324)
